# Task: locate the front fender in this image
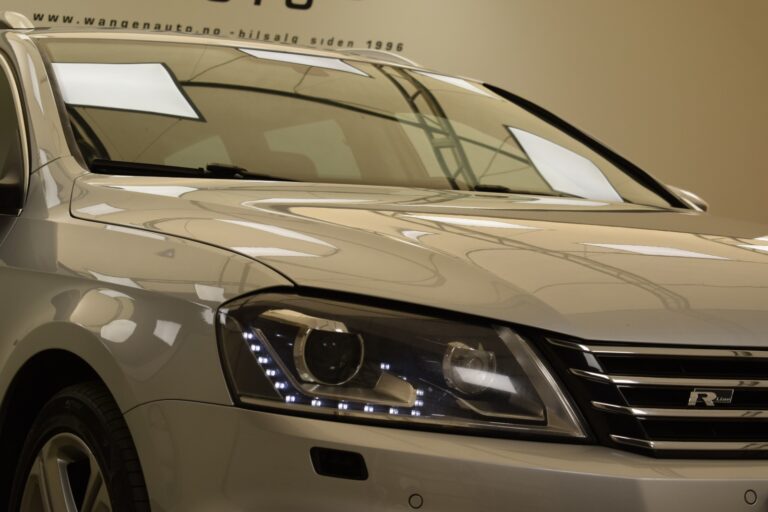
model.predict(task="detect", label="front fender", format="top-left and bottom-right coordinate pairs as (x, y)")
top-left (0, 196), bottom-right (292, 413)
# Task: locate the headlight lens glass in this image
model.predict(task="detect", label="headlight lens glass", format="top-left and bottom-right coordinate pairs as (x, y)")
top-left (218, 293), bottom-right (585, 438)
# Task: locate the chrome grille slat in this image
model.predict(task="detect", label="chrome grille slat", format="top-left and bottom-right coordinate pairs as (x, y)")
top-left (572, 369), bottom-right (768, 388)
top-left (592, 401), bottom-right (768, 418)
top-left (547, 338), bottom-right (768, 455)
top-left (611, 436), bottom-right (768, 451)
top-left (550, 338), bottom-right (768, 359)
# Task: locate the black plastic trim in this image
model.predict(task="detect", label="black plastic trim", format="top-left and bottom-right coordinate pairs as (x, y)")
top-left (484, 83), bottom-right (688, 210)
top-left (310, 447), bottom-right (368, 481)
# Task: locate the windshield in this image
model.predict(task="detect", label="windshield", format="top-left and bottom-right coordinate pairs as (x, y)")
top-left (39, 38), bottom-right (672, 207)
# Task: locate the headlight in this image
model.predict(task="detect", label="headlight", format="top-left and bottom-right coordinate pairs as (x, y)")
top-left (218, 293), bottom-right (585, 438)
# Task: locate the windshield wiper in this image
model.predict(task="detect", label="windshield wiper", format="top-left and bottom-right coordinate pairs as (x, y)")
top-left (471, 183), bottom-right (584, 198)
top-left (205, 163), bottom-right (298, 181)
top-left (89, 159), bottom-right (298, 182)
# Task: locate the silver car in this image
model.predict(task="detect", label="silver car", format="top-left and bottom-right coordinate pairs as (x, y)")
top-left (1, 10), bottom-right (767, 512)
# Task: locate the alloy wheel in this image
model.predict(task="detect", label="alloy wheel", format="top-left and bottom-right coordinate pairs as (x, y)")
top-left (19, 432), bottom-right (112, 512)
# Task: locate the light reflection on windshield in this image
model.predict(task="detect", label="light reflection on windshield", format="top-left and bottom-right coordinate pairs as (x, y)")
top-left (52, 63), bottom-right (199, 119)
top-left (414, 71), bottom-right (498, 98)
top-left (239, 48), bottom-right (369, 77)
top-left (508, 127), bottom-right (623, 203)
top-left (40, 39), bottom-right (673, 208)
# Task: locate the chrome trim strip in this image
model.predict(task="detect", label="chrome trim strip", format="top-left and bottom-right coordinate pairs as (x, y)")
top-left (550, 339), bottom-right (768, 358)
top-left (262, 309), bottom-right (350, 334)
top-left (593, 401), bottom-right (768, 418)
top-left (548, 339), bottom-right (594, 352)
top-left (610, 435), bottom-right (655, 449)
top-left (497, 328), bottom-right (587, 438)
top-left (570, 369), bottom-right (613, 383)
top-left (572, 369), bottom-right (768, 388)
top-left (611, 435), bottom-right (768, 451)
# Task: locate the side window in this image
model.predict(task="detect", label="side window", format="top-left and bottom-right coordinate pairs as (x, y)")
top-left (0, 56), bottom-right (25, 212)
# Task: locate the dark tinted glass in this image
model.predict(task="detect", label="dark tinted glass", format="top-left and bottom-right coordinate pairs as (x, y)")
top-left (40, 38), bottom-right (671, 207)
top-left (0, 58), bottom-right (24, 211)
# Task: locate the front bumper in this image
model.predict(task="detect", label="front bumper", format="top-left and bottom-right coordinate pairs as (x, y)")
top-left (126, 401), bottom-right (768, 511)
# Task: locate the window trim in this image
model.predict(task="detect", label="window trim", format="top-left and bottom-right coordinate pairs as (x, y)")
top-left (485, 83), bottom-right (687, 210)
top-left (0, 50), bottom-right (30, 215)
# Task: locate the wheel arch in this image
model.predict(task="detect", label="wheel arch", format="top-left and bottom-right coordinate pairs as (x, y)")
top-left (0, 348), bottom-right (111, 507)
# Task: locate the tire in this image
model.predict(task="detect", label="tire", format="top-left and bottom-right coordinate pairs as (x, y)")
top-left (9, 382), bottom-right (150, 512)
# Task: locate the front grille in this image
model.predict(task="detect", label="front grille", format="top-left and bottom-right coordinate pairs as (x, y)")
top-left (545, 338), bottom-right (768, 457)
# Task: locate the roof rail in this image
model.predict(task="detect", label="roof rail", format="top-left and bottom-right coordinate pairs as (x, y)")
top-left (342, 49), bottom-right (420, 67)
top-left (0, 11), bottom-right (34, 30)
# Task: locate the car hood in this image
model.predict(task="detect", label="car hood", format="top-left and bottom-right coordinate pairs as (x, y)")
top-left (72, 176), bottom-right (768, 346)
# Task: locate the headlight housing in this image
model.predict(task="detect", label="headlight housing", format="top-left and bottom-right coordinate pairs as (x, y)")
top-left (218, 293), bottom-right (585, 438)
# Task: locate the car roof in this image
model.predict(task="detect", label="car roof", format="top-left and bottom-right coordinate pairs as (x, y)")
top-left (27, 28), bottom-right (425, 70)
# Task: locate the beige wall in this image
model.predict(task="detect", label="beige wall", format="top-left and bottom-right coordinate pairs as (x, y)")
top-left (398, 0), bottom-right (768, 225)
top-left (8, 0), bottom-right (768, 224)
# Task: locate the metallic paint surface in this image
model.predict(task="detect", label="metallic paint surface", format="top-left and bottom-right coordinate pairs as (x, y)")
top-left (71, 175), bottom-right (768, 346)
top-left (0, 160), bottom-right (291, 412)
top-left (3, 28), bottom-right (768, 512)
top-left (127, 401), bottom-right (768, 512)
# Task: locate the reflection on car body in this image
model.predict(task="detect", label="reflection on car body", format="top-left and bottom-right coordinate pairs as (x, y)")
top-left (0, 11), bottom-right (767, 512)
